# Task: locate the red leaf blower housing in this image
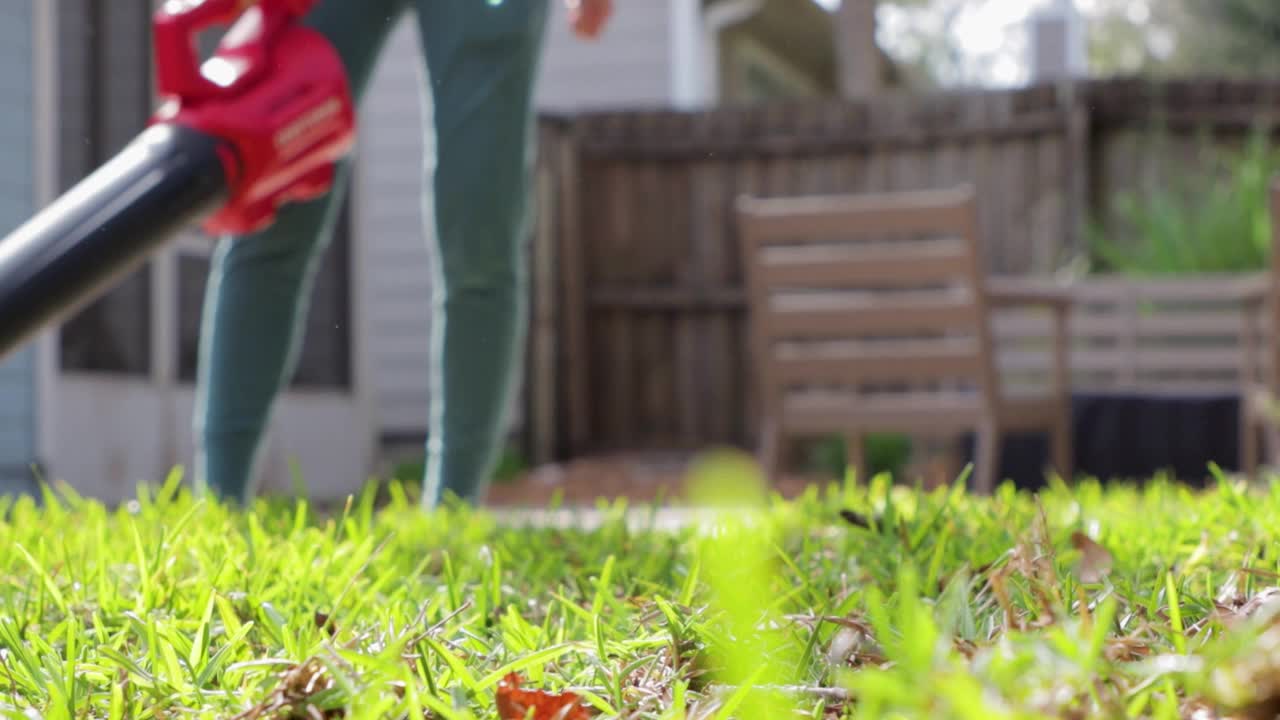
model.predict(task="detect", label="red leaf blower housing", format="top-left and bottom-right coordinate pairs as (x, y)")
top-left (0, 0), bottom-right (355, 361)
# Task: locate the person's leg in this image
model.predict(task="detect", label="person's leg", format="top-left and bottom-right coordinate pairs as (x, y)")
top-left (412, 0), bottom-right (550, 508)
top-left (193, 0), bottom-right (409, 503)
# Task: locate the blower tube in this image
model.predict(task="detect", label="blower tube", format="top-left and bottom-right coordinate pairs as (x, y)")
top-left (0, 125), bottom-right (229, 356)
top-left (0, 0), bottom-right (354, 363)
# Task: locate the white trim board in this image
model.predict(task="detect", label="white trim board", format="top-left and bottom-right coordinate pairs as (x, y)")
top-left (32, 0), bottom-right (59, 473)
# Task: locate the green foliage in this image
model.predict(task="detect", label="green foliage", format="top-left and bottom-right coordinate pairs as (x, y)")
top-left (1022, 0), bottom-right (1280, 77)
top-left (1175, 0), bottom-right (1280, 74)
top-left (1078, 0), bottom-right (1198, 77)
top-left (806, 433), bottom-right (913, 482)
top-left (874, 0), bottom-right (1280, 86)
top-left (1088, 128), bottom-right (1278, 275)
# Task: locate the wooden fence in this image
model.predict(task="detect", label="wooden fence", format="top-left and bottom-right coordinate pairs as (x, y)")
top-left (521, 76), bottom-right (1280, 463)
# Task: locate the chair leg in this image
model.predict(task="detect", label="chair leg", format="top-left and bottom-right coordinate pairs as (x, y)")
top-left (1051, 416), bottom-right (1073, 485)
top-left (974, 422), bottom-right (999, 495)
top-left (1263, 422), bottom-right (1280, 477)
top-left (846, 432), bottom-right (866, 484)
top-left (1241, 398), bottom-right (1259, 479)
top-left (937, 435), bottom-right (965, 489)
top-left (759, 419), bottom-right (781, 484)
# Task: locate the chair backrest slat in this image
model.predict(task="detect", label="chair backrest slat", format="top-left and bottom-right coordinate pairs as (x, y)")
top-left (755, 237), bottom-right (971, 289)
top-left (763, 292), bottom-right (980, 341)
top-left (738, 188), bottom-right (976, 239)
top-left (772, 336), bottom-right (985, 386)
top-left (737, 184), bottom-right (1000, 424)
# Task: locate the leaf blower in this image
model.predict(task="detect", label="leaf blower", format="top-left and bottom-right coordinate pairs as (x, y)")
top-left (0, 0), bottom-right (355, 363)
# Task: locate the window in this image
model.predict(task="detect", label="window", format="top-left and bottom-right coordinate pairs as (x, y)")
top-left (290, 192), bottom-right (353, 390)
top-left (174, 197), bottom-right (353, 391)
top-left (55, 0), bottom-right (153, 375)
top-left (175, 251), bottom-right (209, 382)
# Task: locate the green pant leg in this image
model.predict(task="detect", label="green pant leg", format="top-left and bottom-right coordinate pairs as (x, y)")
top-left (192, 0), bottom-right (409, 503)
top-left (411, 0), bottom-right (551, 508)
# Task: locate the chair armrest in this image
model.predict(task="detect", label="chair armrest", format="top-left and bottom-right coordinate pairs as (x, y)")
top-left (1234, 273), bottom-right (1270, 387)
top-left (985, 277), bottom-right (1073, 399)
top-left (1231, 273), bottom-right (1271, 308)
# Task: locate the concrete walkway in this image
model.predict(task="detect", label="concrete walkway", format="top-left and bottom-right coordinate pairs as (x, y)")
top-left (487, 506), bottom-right (722, 532)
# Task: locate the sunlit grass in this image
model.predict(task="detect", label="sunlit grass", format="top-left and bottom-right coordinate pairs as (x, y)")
top-left (2, 460), bottom-right (1280, 718)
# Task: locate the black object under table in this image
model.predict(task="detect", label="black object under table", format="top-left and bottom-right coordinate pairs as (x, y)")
top-left (957, 390), bottom-right (1241, 491)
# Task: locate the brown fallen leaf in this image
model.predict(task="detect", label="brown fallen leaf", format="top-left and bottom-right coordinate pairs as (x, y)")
top-left (314, 610), bottom-right (338, 638)
top-left (1209, 586), bottom-right (1280, 631)
top-left (495, 672), bottom-right (594, 720)
top-left (1071, 531), bottom-right (1113, 584)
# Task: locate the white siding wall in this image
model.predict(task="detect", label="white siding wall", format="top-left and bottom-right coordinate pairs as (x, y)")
top-left (534, 0), bottom-right (675, 112)
top-left (358, 4), bottom-right (677, 449)
top-left (0, 0), bottom-right (35, 492)
top-left (357, 17), bottom-right (434, 438)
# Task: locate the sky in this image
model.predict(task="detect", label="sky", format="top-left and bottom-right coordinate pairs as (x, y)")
top-left (812, 0), bottom-right (1111, 88)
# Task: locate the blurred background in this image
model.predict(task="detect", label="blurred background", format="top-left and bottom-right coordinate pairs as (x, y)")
top-left (1, 0), bottom-right (1278, 506)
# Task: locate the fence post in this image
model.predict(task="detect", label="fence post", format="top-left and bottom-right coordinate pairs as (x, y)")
top-left (556, 120), bottom-right (591, 459)
top-left (1062, 79), bottom-right (1092, 263)
top-left (526, 120), bottom-right (561, 467)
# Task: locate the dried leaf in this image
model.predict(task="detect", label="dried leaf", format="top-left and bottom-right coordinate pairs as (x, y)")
top-left (1070, 531), bottom-right (1113, 584)
top-left (495, 672), bottom-right (594, 720)
top-left (1104, 633), bottom-right (1153, 663)
top-left (1211, 586), bottom-right (1280, 631)
top-left (314, 611), bottom-right (337, 638)
top-left (838, 509), bottom-right (870, 529)
top-left (229, 656), bottom-right (345, 720)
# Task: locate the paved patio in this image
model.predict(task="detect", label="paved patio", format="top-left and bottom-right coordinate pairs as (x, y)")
top-left (487, 505), bottom-right (722, 532)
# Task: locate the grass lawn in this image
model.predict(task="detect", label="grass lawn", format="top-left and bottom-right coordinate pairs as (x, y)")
top-left (3, 452), bottom-right (1280, 719)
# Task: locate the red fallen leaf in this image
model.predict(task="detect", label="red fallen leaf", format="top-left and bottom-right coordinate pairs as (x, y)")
top-left (495, 672), bottom-right (593, 720)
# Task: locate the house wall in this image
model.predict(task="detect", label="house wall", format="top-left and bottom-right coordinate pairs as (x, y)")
top-left (356, 17), bottom-right (434, 442)
top-left (0, 0), bottom-right (36, 494)
top-left (534, 0), bottom-right (676, 111)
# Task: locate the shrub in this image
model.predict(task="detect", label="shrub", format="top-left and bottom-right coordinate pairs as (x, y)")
top-left (1089, 126), bottom-right (1278, 275)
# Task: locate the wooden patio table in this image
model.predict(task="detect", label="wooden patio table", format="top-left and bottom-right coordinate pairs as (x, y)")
top-left (972, 271), bottom-right (1272, 485)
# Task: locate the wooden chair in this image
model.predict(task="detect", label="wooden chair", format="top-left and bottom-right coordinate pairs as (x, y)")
top-left (1237, 177), bottom-right (1280, 477)
top-left (735, 184), bottom-right (1074, 494)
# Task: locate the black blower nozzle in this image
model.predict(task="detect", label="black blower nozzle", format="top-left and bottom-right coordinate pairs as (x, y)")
top-left (0, 0), bottom-right (355, 365)
top-left (0, 124), bottom-right (228, 360)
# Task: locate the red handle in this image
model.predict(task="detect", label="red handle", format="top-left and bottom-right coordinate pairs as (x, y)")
top-left (149, 0), bottom-right (354, 235)
top-left (153, 0), bottom-right (316, 101)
